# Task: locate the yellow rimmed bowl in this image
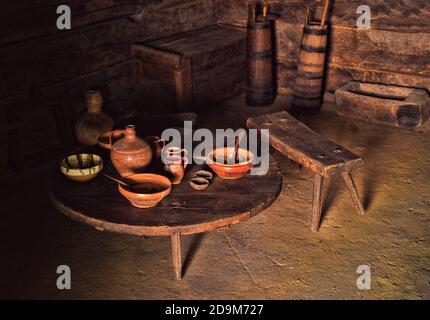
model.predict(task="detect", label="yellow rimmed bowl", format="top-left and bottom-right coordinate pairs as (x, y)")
top-left (60, 154), bottom-right (103, 182)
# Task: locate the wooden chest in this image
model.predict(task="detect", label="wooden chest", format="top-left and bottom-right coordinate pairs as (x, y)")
top-left (132, 25), bottom-right (247, 112)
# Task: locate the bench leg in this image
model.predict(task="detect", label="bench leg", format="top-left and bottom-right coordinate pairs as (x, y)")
top-left (171, 232), bottom-right (182, 280)
top-left (311, 174), bottom-right (324, 232)
top-left (341, 172), bottom-right (365, 216)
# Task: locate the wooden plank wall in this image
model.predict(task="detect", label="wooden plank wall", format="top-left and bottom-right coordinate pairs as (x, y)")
top-left (0, 0), bottom-right (216, 169)
top-left (216, 0), bottom-right (430, 95)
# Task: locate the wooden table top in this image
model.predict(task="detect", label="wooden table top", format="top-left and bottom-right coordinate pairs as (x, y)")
top-left (49, 155), bottom-right (282, 236)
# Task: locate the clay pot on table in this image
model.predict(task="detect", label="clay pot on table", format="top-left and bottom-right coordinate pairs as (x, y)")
top-left (104, 125), bottom-right (153, 177)
top-left (74, 90), bottom-right (114, 145)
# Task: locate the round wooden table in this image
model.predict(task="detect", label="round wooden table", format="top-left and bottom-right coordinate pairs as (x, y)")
top-left (49, 156), bottom-right (282, 280)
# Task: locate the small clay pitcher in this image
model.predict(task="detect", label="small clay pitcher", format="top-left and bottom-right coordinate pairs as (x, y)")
top-left (106, 125), bottom-right (153, 177)
top-left (164, 154), bottom-right (188, 185)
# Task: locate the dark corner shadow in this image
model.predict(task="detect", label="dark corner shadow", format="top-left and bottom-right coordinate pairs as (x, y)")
top-left (359, 131), bottom-right (387, 211)
top-left (182, 233), bottom-right (205, 278)
top-left (343, 121), bottom-right (389, 211)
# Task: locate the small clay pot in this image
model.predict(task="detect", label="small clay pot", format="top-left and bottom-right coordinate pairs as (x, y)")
top-left (190, 177), bottom-right (210, 191)
top-left (74, 90), bottom-right (114, 145)
top-left (106, 125), bottom-right (153, 178)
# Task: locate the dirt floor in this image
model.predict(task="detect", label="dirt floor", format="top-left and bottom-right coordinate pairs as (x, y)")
top-left (1, 94), bottom-right (429, 299)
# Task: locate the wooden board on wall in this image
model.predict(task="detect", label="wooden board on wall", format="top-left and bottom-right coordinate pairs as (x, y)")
top-left (3, 59), bottom-right (140, 120)
top-left (1, 0), bottom-right (218, 106)
top-left (275, 21), bottom-right (430, 76)
top-left (1, 18), bottom-right (137, 99)
top-left (0, 0), bottom-right (139, 46)
top-left (132, 0), bottom-right (217, 41)
top-left (217, 0), bottom-right (430, 32)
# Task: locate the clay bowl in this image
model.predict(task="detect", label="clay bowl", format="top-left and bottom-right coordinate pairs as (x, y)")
top-left (207, 147), bottom-right (254, 180)
top-left (61, 154), bottom-right (103, 182)
top-left (118, 174), bottom-right (172, 208)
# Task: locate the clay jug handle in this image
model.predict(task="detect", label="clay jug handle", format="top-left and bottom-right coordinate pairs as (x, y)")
top-left (182, 156), bottom-right (189, 169)
top-left (98, 130), bottom-right (124, 150)
top-left (153, 137), bottom-right (165, 149)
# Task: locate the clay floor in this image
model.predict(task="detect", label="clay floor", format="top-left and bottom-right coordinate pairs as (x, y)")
top-left (1, 94), bottom-right (429, 299)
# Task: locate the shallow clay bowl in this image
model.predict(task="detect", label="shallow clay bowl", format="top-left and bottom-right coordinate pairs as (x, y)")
top-left (118, 174), bottom-right (172, 208)
top-left (207, 147), bottom-right (254, 180)
top-left (61, 154), bottom-right (103, 182)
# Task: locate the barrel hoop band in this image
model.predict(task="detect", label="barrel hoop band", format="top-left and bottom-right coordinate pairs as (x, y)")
top-left (300, 45), bottom-right (326, 53)
top-left (297, 58), bottom-right (325, 68)
top-left (247, 51), bottom-right (273, 59)
top-left (303, 28), bottom-right (328, 36)
top-left (296, 71), bottom-right (324, 79)
top-left (248, 22), bottom-right (271, 30)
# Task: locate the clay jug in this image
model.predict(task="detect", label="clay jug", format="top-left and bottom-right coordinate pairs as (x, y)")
top-left (109, 125), bottom-right (153, 177)
top-left (74, 90), bottom-right (114, 145)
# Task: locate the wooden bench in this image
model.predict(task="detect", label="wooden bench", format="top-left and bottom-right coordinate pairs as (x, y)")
top-left (247, 111), bottom-right (365, 232)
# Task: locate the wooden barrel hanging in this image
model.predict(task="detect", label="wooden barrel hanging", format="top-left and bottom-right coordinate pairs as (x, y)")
top-left (292, 1), bottom-right (330, 114)
top-left (246, 3), bottom-right (275, 107)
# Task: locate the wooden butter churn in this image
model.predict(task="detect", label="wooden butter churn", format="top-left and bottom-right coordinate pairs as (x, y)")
top-left (292, 1), bottom-right (331, 114)
top-left (246, 1), bottom-right (275, 107)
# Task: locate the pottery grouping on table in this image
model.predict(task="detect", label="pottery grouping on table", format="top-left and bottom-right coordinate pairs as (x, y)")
top-left (70, 109), bottom-right (254, 208)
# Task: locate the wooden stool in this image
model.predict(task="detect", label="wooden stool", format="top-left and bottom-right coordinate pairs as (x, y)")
top-left (247, 111), bottom-right (365, 232)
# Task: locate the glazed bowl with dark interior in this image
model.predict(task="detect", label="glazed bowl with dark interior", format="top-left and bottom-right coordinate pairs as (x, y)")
top-left (207, 147), bottom-right (254, 180)
top-left (118, 174), bottom-right (172, 208)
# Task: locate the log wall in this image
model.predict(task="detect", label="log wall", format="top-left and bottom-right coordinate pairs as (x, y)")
top-left (216, 0), bottom-right (430, 95)
top-left (0, 0), bottom-right (216, 169)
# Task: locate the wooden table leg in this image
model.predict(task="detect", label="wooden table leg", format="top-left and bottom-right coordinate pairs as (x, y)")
top-left (311, 174), bottom-right (324, 232)
top-left (171, 232), bottom-right (182, 280)
top-left (341, 172), bottom-right (365, 215)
